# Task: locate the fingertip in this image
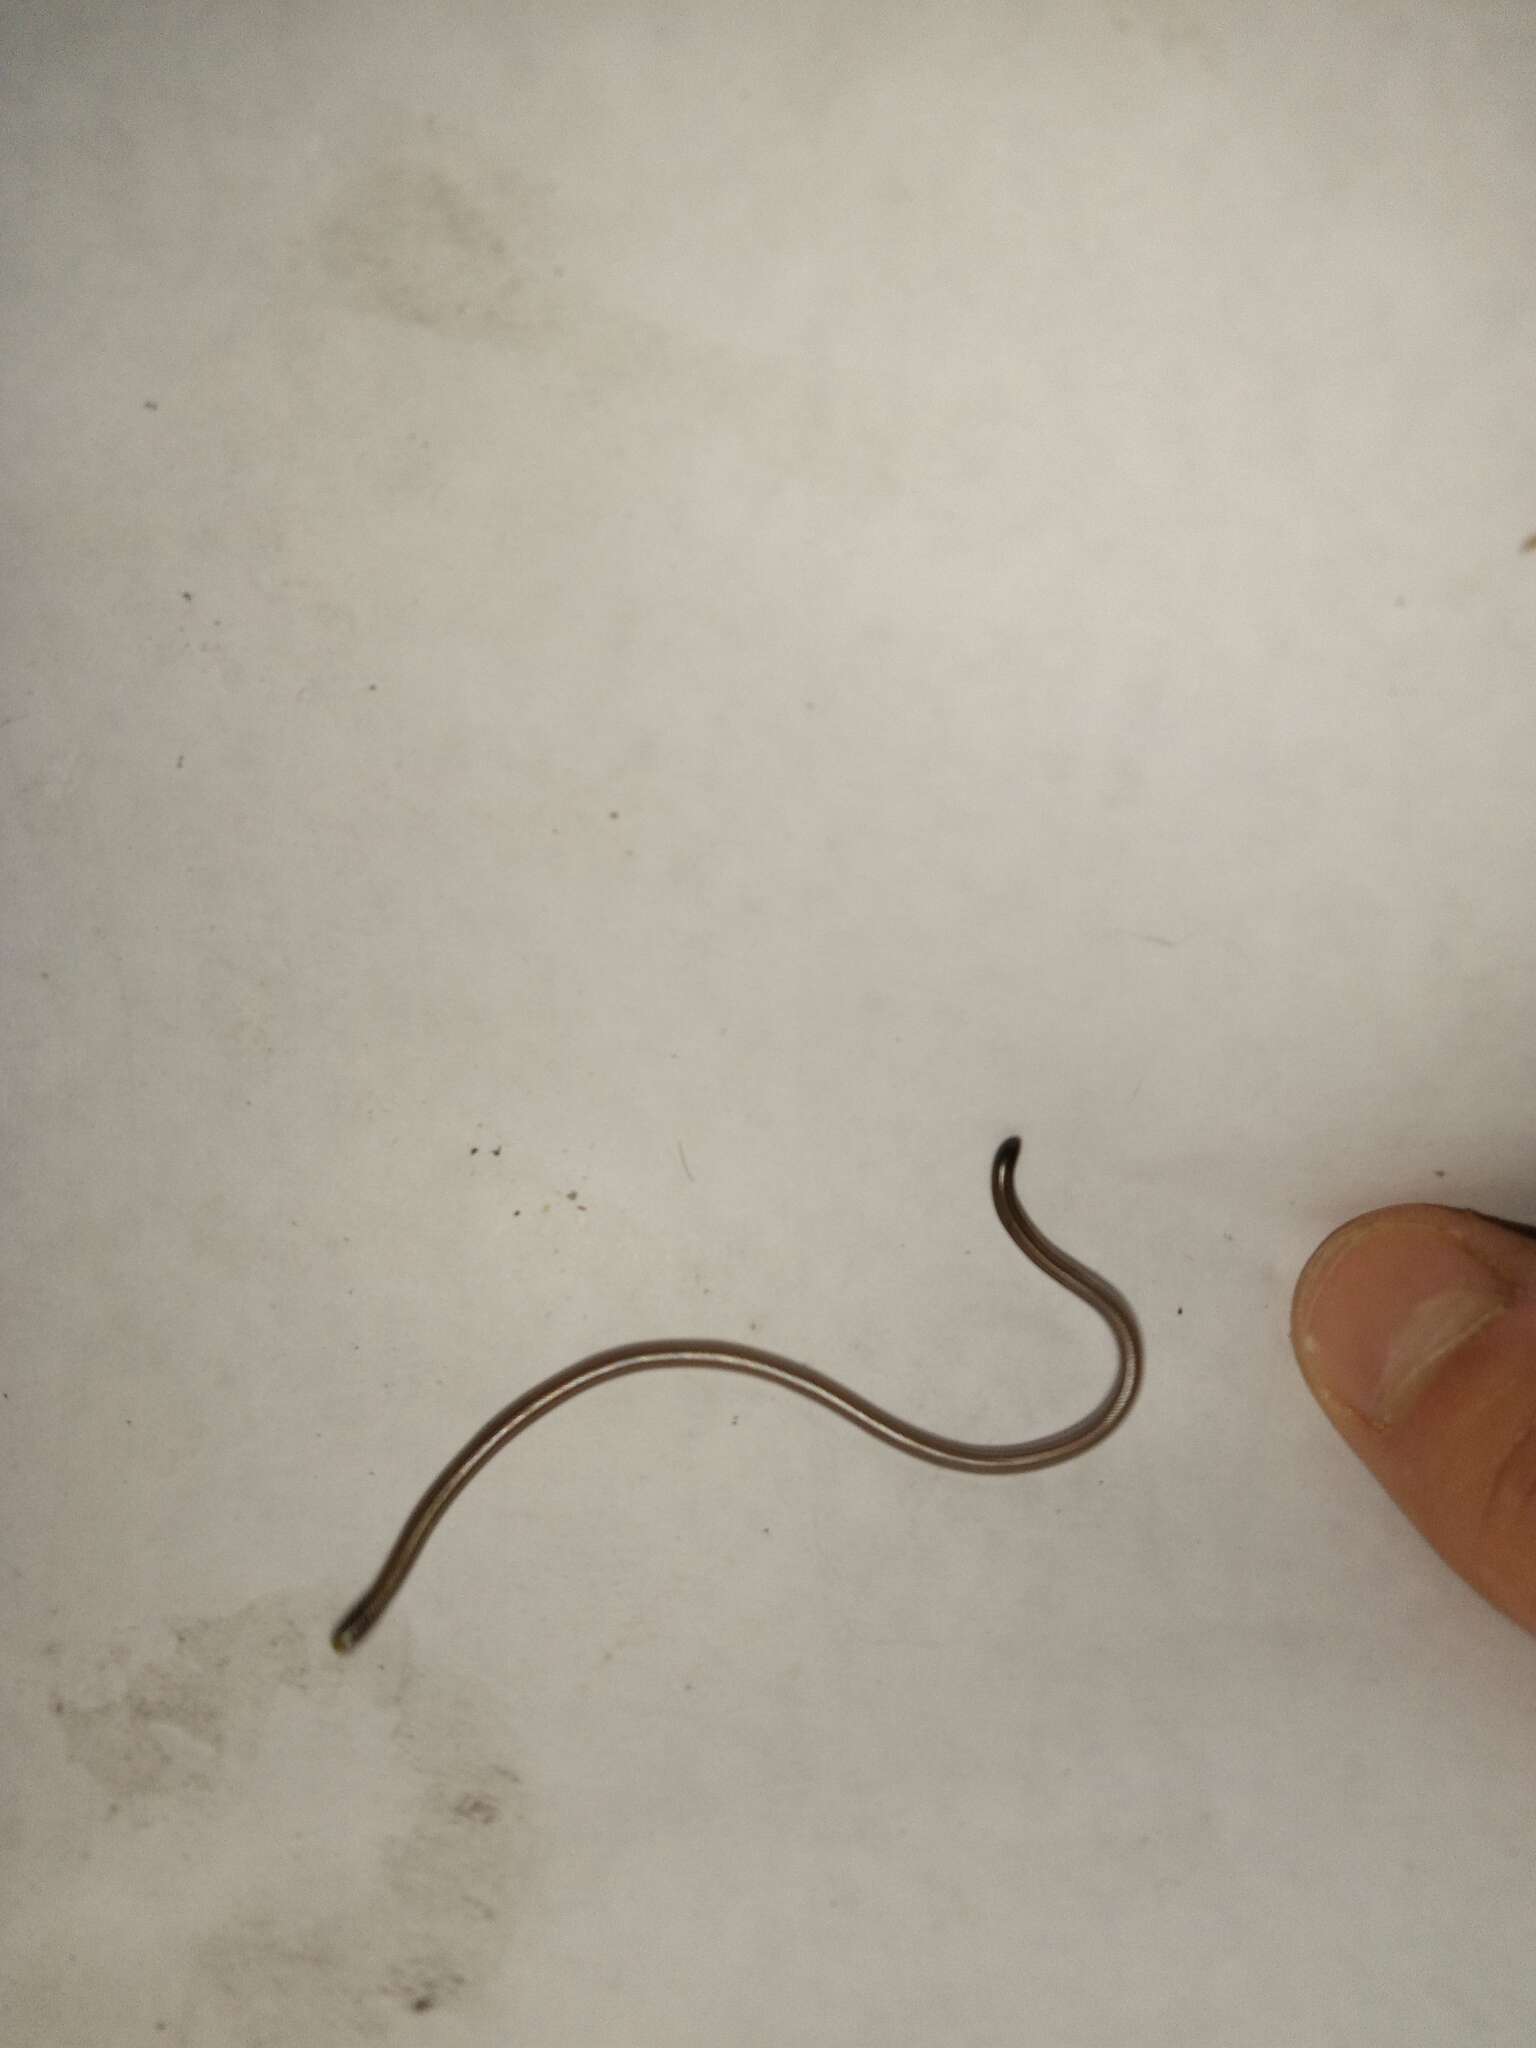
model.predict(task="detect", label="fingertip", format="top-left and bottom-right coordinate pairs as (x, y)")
top-left (1291, 1205), bottom-right (1516, 1424)
top-left (1291, 1201), bottom-right (1536, 1635)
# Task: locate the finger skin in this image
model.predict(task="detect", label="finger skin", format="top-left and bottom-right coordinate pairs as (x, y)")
top-left (1292, 1204), bottom-right (1536, 1635)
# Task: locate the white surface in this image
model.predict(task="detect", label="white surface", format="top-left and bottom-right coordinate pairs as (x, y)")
top-left (4, 2), bottom-right (1536, 2042)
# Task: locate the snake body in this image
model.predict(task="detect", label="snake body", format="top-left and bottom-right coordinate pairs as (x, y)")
top-left (332, 1138), bottom-right (1142, 1653)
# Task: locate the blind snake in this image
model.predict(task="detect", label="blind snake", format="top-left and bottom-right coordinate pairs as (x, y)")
top-left (331, 1137), bottom-right (1143, 1654)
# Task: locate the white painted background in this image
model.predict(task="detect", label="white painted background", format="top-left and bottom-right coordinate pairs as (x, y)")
top-left (3, 3), bottom-right (1534, 2041)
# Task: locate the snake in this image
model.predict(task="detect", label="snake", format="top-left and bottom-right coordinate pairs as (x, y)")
top-left (332, 1137), bottom-right (1142, 1653)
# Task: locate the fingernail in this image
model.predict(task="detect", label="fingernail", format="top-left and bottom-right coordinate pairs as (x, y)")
top-left (1295, 1217), bottom-right (1515, 1424)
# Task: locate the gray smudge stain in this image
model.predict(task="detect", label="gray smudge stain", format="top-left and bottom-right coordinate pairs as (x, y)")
top-left (314, 157), bottom-right (533, 343)
top-left (41, 1594), bottom-right (538, 2044)
top-left (52, 1609), bottom-right (307, 1804)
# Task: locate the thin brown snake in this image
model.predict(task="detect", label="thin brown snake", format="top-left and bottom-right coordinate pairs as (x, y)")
top-left (331, 1138), bottom-right (1142, 1654)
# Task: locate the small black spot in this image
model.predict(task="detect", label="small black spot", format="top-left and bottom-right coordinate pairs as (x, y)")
top-left (1177, 1306), bottom-right (1183, 1316)
top-left (176, 754), bottom-right (185, 769)
top-left (181, 591), bottom-right (192, 602)
top-left (609, 810), bottom-right (619, 820)
top-left (1434, 1169), bottom-right (1446, 1179)
top-left (470, 1146), bottom-right (478, 1155)
top-left (492, 1145), bottom-right (501, 1157)
top-left (513, 1209), bottom-right (521, 1216)
top-left (566, 1190), bottom-right (577, 1201)
top-left (144, 399), bottom-right (158, 410)
top-left (412, 1994), bottom-right (434, 2013)
top-left (367, 682), bottom-right (378, 691)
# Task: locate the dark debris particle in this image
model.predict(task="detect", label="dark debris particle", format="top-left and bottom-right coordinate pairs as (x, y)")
top-left (144, 399), bottom-right (158, 410)
top-left (1177, 1306), bottom-right (1183, 1315)
top-left (1523, 534), bottom-right (1536, 553)
top-left (566, 1190), bottom-right (577, 1201)
top-left (176, 754), bottom-right (185, 769)
top-left (412, 1995), bottom-right (435, 2013)
top-left (181, 591), bottom-right (192, 602)
top-left (1434, 1169), bottom-right (1446, 1178)
top-left (470, 1146), bottom-right (478, 1155)
top-left (492, 1145), bottom-right (501, 1156)
top-left (609, 810), bottom-right (620, 819)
